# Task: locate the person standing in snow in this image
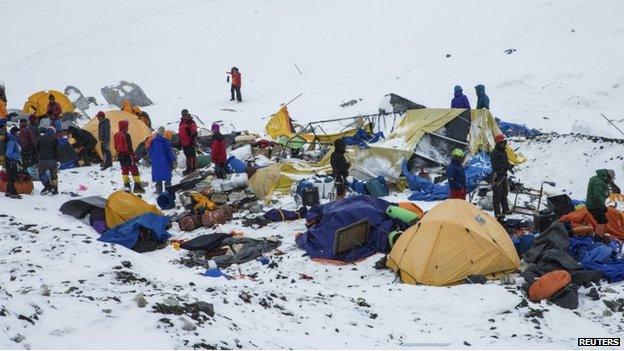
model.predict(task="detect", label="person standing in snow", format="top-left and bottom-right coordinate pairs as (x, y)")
top-left (451, 85), bottom-right (471, 109)
top-left (149, 126), bottom-right (176, 194)
top-left (490, 134), bottom-right (513, 220)
top-left (97, 111), bottom-right (113, 170)
top-left (5, 127), bottom-right (22, 199)
top-left (586, 169), bottom-right (615, 238)
top-left (210, 123), bottom-right (227, 179)
top-left (18, 118), bottom-right (36, 168)
top-left (227, 67), bottom-right (242, 102)
top-left (178, 109), bottom-right (198, 175)
top-left (36, 127), bottom-right (59, 195)
top-left (447, 148), bottom-right (467, 199)
top-left (0, 119), bottom-right (7, 169)
top-left (67, 125), bottom-right (98, 167)
top-left (475, 84), bottom-right (490, 109)
top-left (331, 138), bottom-right (350, 200)
top-left (114, 120), bottom-right (145, 193)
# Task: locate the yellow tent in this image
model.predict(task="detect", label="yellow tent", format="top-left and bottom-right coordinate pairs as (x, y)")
top-left (265, 106), bottom-right (294, 139)
top-left (387, 199), bottom-right (520, 286)
top-left (23, 90), bottom-right (74, 116)
top-left (84, 110), bottom-right (152, 159)
top-left (105, 190), bottom-right (163, 228)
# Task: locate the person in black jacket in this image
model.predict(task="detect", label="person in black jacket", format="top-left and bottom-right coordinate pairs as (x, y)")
top-left (330, 138), bottom-right (350, 200)
top-left (68, 125), bottom-right (98, 167)
top-left (36, 127), bottom-right (59, 195)
top-left (96, 111), bottom-right (112, 170)
top-left (490, 134), bottom-right (513, 219)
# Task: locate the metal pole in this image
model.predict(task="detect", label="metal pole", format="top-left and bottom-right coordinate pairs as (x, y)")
top-left (601, 113), bottom-right (624, 137)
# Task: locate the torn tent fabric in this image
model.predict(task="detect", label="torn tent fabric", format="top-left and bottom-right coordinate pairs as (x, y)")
top-left (98, 213), bottom-right (171, 249)
top-left (180, 233), bottom-right (229, 251)
top-left (406, 152), bottom-right (492, 201)
top-left (263, 207), bottom-right (307, 222)
top-left (296, 195), bottom-right (396, 262)
top-left (342, 128), bottom-right (385, 148)
top-left (559, 207), bottom-right (624, 241)
top-left (568, 236), bottom-right (624, 282)
top-left (496, 118), bottom-right (541, 138)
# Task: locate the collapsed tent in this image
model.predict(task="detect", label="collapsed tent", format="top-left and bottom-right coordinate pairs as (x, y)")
top-left (496, 118), bottom-right (541, 138)
top-left (60, 196), bottom-right (106, 219)
top-left (84, 110), bottom-right (152, 159)
top-left (100, 80), bottom-right (153, 108)
top-left (105, 190), bottom-right (163, 228)
top-left (560, 207), bottom-right (624, 241)
top-left (378, 93), bottom-right (426, 114)
top-left (23, 90), bottom-right (75, 116)
top-left (296, 195), bottom-right (397, 262)
top-left (99, 213), bottom-right (171, 251)
top-left (388, 200), bottom-right (520, 286)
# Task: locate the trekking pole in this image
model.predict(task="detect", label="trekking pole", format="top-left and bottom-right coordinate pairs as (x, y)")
top-left (294, 64), bottom-right (303, 75)
top-left (601, 113), bottom-right (624, 137)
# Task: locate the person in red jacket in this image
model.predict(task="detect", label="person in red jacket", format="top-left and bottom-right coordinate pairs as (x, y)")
top-left (210, 123), bottom-right (227, 179)
top-left (114, 120), bottom-right (145, 193)
top-left (47, 94), bottom-right (62, 120)
top-left (227, 66), bottom-right (242, 102)
top-left (178, 109), bottom-right (198, 175)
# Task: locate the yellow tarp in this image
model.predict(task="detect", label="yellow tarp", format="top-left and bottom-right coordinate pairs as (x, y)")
top-left (390, 108), bottom-right (464, 148)
top-left (84, 110), bottom-right (152, 159)
top-left (387, 199), bottom-right (520, 286)
top-left (468, 109), bottom-right (526, 164)
top-left (105, 190), bottom-right (163, 228)
top-left (23, 90), bottom-right (74, 116)
top-left (265, 106), bottom-right (294, 139)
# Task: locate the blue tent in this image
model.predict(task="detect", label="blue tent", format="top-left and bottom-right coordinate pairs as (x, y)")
top-left (406, 152), bottom-right (492, 201)
top-left (296, 195), bottom-right (395, 261)
top-left (342, 128), bottom-right (384, 148)
top-left (569, 236), bottom-right (624, 282)
top-left (99, 213), bottom-right (171, 249)
top-left (496, 118), bottom-right (541, 138)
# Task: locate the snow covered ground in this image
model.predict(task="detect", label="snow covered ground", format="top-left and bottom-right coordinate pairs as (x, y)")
top-left (2, 0), bottom-right (624, 349)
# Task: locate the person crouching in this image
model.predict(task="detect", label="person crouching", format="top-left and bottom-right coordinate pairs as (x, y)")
top-left (114, 120), bottom-right (145, 193)
top-left (447, 148), bottom-right (467, 199)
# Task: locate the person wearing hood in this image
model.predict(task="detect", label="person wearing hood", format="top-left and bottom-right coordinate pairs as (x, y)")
top-left (36, 127), bottom-right (59, 195)
top-left (114, 120), bottom-right (145, 193)
top-left (97, 111), bottom-right (113, 170)
top-left (178, 109), bottom-right (198, 175)
top-left (451, 85), bottom-right (471, 109)
top-left (5, 127), bottom-right (22, 199)
top-left (447, 148), bottom-right (467, 199)
top-left (149, 126), bottom-right (176, 194)
top-left (475, 84), bottom-right (490, 109)
top-left (210, 123), bottom-right (227, 179)
top-left (331, 138), bottom-right (350, 200)
top-left (227, 66), bottom-right (242, 102)
top-left (67, 125), bottom-right (98, 167)
top-left (18, 118), bottom-right (36, 168)
top-left (586, 169), bottom-right (614, 237)
top-left (47, 94), bottom-right (62, 126)
top-left (490, 134), bottom-right (513, 219)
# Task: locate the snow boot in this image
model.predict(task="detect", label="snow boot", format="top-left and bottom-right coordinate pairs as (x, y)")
top-left (50, 179), bottom-right (59, 195)
top-left (155, 181), bottom-right (163, 195)
top-left (132, 175), bottom-right (145, 194)
top-left (40, 180), bottom-right (52, 195)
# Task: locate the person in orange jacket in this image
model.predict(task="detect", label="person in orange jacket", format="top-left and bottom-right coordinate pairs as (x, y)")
top-left (113, 120), bottom-right (145, 193)
top-left (227, 66), bottom-right (242, 102)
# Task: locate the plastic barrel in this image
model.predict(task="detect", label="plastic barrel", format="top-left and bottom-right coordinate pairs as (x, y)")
top-left (386, 205), bottom-right (419, 223)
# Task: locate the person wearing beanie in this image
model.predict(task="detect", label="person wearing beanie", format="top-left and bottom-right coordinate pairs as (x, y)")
top-left (114, 120), bottom-right (145, 193)
top-left (97, 111), bottom-right (112, 170)
top-left (210, 123), bottom-right (227, 179)
top-left (490, 134), bottom-right (513, 219)
top-left (226, 67), bottom-right (242, 102)
top-left (178, 109), bottom-right (198, 175)
top-left (451, 85), bottom-right (471, 109)
top-left (447, 148), bottom-right (467, 199)
top-left (18, 118), bottom-right (37, 168)
top-left (5, 127), bottom-right (22, 199)
top-left (149, 126), bottom-right (176, 194)
top-left (36, 127), bottom-right (59, 195)
top-left (331, 138), bottom-right (350, 200)
top-left (0, 119), bottom-right (7, 168)
top-left (475, 84), bottom-right (490, 109)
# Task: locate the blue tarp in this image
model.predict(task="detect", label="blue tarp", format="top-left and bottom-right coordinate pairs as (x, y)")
top-left (226, 156), bottom-right (246, 173)
top-left (349, 176), bottom-right (388, 197)
top-left (98, 213), bottom-right (171, 249)
top-left (342, 128), bottom-right (384, 148)
top-left (569, 236), bottom-right (624, 282)
top-left (406, 152), bottom-right (492, 201)
top-left (496, 118), bottom-right (541, 138)
top-left (296, 195), bottom-right (396, 261)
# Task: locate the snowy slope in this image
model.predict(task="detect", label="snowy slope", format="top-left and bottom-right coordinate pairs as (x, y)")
top-left (2, 0), bottom-right (624, 349)
top-left (2, 0), bottom-right (624, 137)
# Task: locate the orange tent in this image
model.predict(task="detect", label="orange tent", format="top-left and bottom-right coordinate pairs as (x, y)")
top-left (559, 207), bottom-right (624, 240)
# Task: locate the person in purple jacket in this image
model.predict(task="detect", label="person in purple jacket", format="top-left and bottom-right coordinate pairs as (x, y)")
top-left (451, 85), bottom-right (471, 109)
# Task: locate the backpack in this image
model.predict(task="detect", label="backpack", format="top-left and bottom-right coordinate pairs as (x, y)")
top-left (528, 270), bottom-right (571, 301)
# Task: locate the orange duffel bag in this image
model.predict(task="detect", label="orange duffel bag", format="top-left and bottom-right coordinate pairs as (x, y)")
top-left (529, 270), bottom-right (571, 301)
top-left (0, 170), bottom-right (34, 195)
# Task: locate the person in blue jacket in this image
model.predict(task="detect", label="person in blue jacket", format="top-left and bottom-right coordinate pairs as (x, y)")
top-left (5, 127), bottom-right (22, 199)
top-left (447, 148), bottom-right (467, 199)
top-left (149, 126), bottom-right (176, 194)
top-left (451, 85), bottom-right (471, 109)
top-left (475, 84), bottom-right (490, 109)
